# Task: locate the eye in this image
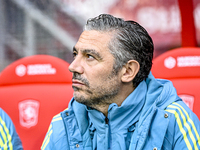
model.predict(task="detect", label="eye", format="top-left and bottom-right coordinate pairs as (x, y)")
top-left (73, 51), bottom-right (78, 58)
top-left (86, 54), bottom-right (95, 60)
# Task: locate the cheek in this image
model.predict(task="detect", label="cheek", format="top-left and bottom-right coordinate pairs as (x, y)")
top-left (89, 69), bottom-right (114, 84)
top-left (88, 72), bottom-right (105, 82)
top-left (84, 61), bottom-right (115, 83)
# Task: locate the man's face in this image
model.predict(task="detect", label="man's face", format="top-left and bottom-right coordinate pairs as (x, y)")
top-left (68, 30), bottom-right (122, 108)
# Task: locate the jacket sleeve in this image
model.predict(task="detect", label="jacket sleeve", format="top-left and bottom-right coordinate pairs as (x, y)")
top-left (41, 113), bottom-right (68, 150)
top-left (0, 108), bottom-right (23, 150)
top-left (41, 123), bottom-right (55, 150)
top-left (165, 101), bottom-right (200, 150)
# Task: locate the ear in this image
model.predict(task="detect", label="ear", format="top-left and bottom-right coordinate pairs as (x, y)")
top-left (121, 60), bottom-right (140, 83)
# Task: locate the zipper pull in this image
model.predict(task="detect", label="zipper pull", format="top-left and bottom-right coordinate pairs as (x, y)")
top-left (105, 117), bottom-right (109, 124)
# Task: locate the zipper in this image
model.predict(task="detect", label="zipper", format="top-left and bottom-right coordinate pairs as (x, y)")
top-left (105, 116), bottom-right (111, 149)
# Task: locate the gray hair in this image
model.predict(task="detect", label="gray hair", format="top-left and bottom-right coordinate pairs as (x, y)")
top-left (84, 14), bottom-right (154, 88)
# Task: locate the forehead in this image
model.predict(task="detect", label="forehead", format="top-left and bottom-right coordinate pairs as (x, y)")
top-left (75, 30), bottom-right (112, 53)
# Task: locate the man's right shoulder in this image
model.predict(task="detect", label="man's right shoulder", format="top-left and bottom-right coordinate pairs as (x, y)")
top-left (51, 113), bottom-right (63, 123)
top-left (51, 108), bottom-right (69, 124)
top-left (41, 109), bottom-right (69, 150)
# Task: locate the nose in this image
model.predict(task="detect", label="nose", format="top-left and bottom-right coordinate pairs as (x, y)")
top-left (68, 57), bottom-right (84, 74)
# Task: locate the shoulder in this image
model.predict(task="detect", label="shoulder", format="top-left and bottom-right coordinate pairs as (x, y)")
top-left (0, 107), bottom-right (16, 132)
top-left (41, 111), bottom-right (69, 150)
top-left (165, 101), bottom-right (200, 150)
top-left (165, 101), bottom-right (200, 126)
top-left (0, 108), bottom-right (10, 121)
top-left (0, 108), bottom-right (23, 150)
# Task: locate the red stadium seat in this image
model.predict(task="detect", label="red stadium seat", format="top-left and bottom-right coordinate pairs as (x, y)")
top-left (0, 55), bottom-right (73, 150)
top-left (151, 47), bottom-right (200, 119)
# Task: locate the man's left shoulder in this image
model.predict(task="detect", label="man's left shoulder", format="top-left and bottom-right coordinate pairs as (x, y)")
top-left (165, 101), bottom-right (200, 123)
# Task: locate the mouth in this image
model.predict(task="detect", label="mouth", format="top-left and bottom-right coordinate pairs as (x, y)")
top-left (72, 79), bottom-right (85, 87)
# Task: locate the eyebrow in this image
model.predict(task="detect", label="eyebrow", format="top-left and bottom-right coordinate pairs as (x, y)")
top-left (73, 47), bottom-right (103, 60)
top-left (73, 46), bottom-right (78, 52)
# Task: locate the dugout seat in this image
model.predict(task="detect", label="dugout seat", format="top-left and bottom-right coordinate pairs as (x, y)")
top-left (0, 55), bottom-right (73, 150)
top-left (151, 47), bottom-right (200, 119)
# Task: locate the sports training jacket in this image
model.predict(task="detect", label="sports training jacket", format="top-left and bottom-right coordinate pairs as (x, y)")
top-left (41, 73), bottom-right (200, 150)
top-left (0, 108), bottom-right (23, 150)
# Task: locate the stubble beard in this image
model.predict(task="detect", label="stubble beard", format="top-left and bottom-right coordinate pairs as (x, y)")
top-left (72, 71), bottom-right (121, 109)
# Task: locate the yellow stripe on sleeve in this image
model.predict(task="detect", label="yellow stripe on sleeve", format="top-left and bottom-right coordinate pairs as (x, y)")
top-left (41, 112), bottom-right (65, 150)
top-left (173, 102), bottom-right (200, 146)
top-left (41, 113), bottom-right (63, 150)
top-left (0, 136), bottom-right (4, 147)
top-left (167, 105), bottom-right (198, 150)
top-left (41, 129), bottom-right (53, 150)
top-left (51, 113), bottom-right (62, 123)
top-left (0, 124), bottom-right (7, 149)
top-left (52, 116), bottom-right (62, 123)
top-left (41, 124), bottom-right (52, 150)
top-left (0, 116), bottom-right (13, 150)
top-left (165, 109), bottom-right (192, 150)
top-left (53, 114), bottom-right (61, 119)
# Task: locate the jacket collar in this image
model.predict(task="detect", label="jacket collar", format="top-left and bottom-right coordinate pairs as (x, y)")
top-left (87, 80), bottom-right (147, 133)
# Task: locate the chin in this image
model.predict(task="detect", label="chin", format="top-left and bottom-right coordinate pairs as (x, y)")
top-left (74, 93), bottom-right (87, 102)
top-left (74, 95), bottom-right (93, 107)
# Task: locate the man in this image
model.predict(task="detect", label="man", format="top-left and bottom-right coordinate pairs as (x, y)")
top-left (0, 108), bottom-right (23, 149)
top-left (41, 14), bottom-right (200, 150)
